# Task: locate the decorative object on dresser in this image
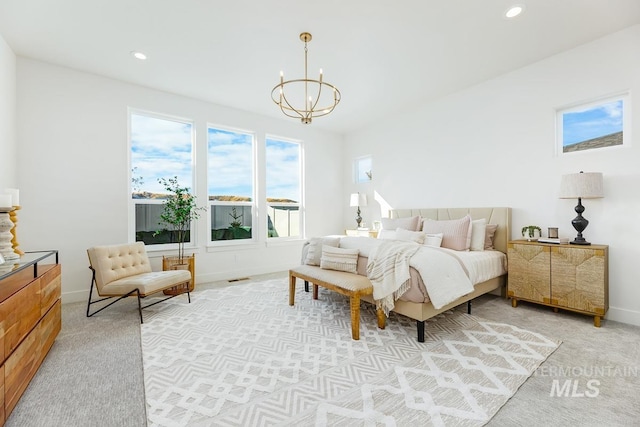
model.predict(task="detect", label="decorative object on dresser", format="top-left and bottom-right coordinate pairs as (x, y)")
top-left (559, 171), bottom-right (604, 245)
top-left (0, 208), bottom-right (19, 261)
top-left (507, 240), bottom-right (608, 326)
top-left (0, 250), bottom-right (61, 424)
top-left (537, 237), bottom-right (570, 245)
top-left (86, 242), bottom-right (192, 323)
top-left (521, 225), bottom-right (541, 241)
top-left (2, 189), bottom-right (22, 256)
top-left (349, 192), bottom-right (367, 228)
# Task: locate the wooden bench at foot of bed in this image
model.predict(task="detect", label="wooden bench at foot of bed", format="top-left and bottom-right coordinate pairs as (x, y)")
top-left (289, 265), bottom-right (385, 340)
top-left (290, 264), bottom-right (494, 343)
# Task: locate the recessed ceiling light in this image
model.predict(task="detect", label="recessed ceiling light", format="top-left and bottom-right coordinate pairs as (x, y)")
top-left (130, 51), bottom-right (147, 60)
top-left (505, 5), bottom-right (524, 18)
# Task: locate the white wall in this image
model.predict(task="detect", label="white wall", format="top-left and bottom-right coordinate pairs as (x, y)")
top-left (16, 59), bottom-right (345, 303)
top-left (0, 34), bottom-right (16, 187)
top-left (344, 25), bottom-right (640, 326)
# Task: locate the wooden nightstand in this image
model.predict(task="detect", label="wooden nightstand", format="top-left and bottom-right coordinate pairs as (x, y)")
top-left (345, 229), bottom-right (378, 238)
top-left (507, 240), bottom-right (609, 327)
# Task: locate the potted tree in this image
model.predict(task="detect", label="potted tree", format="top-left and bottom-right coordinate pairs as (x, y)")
top-left (155, 176), bottom-right (204, 293)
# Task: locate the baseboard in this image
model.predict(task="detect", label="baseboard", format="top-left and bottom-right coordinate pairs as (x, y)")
top-left (606, 306), bottom-right (640, 326)
top-left (197, 264), bottom-right (292, 284)
top-left (62, 289), bottom-right (89, 304)
top-left (63, 265), bottom-right (293, 305)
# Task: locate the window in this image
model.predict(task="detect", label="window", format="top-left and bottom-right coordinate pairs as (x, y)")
top-left (130, 112), bottom-right (303, 246)
top-left (208, 126), bottom-right (255, 242)
top-left (266, 137), bottom-right (302, 238)
top-left (355, 156), bottom-right (372, 183)
top-left (130, 112), bottom-right (195, 246)
top-left (556, 92), bottom-right (629, 155)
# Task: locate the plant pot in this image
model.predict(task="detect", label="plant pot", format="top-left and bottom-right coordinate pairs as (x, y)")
top-left (162, 254), bottom-right (195, 295)
top-left (522, 227), bottom-right (541, 241)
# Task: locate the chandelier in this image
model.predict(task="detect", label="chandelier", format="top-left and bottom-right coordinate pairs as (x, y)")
top-left (271, 32), bottom-right (341, 124)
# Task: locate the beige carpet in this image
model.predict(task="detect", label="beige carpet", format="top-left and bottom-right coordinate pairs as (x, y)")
top-left (140, 278), bottom-right (561, 426)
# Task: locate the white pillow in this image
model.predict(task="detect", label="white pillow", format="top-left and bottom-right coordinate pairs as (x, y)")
top-left (338, 236), bottom-right (381, 258)
top-left (470, 218), bottom-right (487, 251)
top-left (395, 228), bottom-right (426, 244)
top-left (304, 237), bottom-right (341, 265)
top-left (424, 233), bottom-right (444, 247)
top-left (320, 245), bottom-right (359, 274)
top-left (380, 216), bottom-right (421, 232)
top-left (422, 215), bottom-right (472, 251)
top-left (377, 229), bottom-right (397, 240)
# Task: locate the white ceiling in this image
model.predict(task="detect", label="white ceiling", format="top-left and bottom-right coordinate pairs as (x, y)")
top-left (1, 0), bottom-right (640, 134)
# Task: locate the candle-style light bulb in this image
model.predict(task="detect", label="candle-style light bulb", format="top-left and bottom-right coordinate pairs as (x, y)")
top-left (319, 68), bottom-right (323, 82)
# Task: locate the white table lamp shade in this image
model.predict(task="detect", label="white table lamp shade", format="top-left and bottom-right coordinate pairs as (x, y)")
top-left (559, 172), bottom-right (604, 199)
top-left (350, 193), bottom-right (367, 207)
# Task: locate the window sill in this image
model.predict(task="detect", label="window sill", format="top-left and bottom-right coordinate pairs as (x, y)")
top-left (144, 245), bottom-right (201, 259)
top-left (265, 238), bottom-right (306, 247)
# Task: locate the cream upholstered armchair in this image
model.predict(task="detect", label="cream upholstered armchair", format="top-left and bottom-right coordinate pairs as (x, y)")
top-left (86, 242), bottom-right (191, 323)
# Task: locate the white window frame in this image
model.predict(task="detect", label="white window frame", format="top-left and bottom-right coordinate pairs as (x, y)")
top-left (354, 155), bottom-right (372, 183)
top-left (207, 124), bottom-right (257, 246)
top-left (128, 109), bottom-right (197, 252)
top-left (265, 135), bottom-right (304, 240)
top-left (556, 92), bottom-right (631, 156)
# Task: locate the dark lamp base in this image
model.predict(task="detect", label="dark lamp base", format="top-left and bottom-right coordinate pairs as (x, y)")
top-left (570, 237), bottom-right (591, 245)
top-left (570, 198), bottom-right (592, 246)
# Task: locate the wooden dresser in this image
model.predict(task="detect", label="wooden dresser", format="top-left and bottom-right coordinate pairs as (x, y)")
top-left (507, 240), bottom-right (608, 326)
top-left (0, 251), bottom-right (61, 425)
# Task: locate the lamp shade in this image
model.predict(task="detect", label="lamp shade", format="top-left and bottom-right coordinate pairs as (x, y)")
top-left (350, 193), bottom-right (367, 207)
top-left (559, 172), bottom-right (604, 199)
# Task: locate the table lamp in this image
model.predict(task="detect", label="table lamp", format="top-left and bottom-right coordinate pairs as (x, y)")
top-left (350, 192), bottom-right (367, 228)
top-left (559, 171), bottom-right (604, 245)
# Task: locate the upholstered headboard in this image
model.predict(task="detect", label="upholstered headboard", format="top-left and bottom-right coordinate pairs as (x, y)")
top-left (389, 207), bottom-right (511, 254)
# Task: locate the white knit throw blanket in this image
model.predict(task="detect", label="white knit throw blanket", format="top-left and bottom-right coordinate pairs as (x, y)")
top-left (366, 240), bottom-right (421, 315)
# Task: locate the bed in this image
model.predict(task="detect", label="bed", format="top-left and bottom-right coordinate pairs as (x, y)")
top-left (303, 207), bottom-right (511, 342)
top-left (360, 207), bottom-right (511, 340)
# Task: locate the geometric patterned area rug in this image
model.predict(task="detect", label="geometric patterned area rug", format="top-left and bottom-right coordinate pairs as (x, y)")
top-left (140, 278), bottom-right (561, 426)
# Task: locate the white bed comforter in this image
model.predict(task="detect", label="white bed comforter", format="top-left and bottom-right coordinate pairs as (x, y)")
top-left (409, 246), bottom-right (474, 309)
top-left (365, 241), bottom-right (474, 312)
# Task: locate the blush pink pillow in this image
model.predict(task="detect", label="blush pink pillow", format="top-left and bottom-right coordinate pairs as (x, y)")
top-left (422, 215), bottom-right (472, 251)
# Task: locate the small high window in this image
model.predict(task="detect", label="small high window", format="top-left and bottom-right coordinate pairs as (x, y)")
top-left (355, 156), bottom-right (372, 183)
